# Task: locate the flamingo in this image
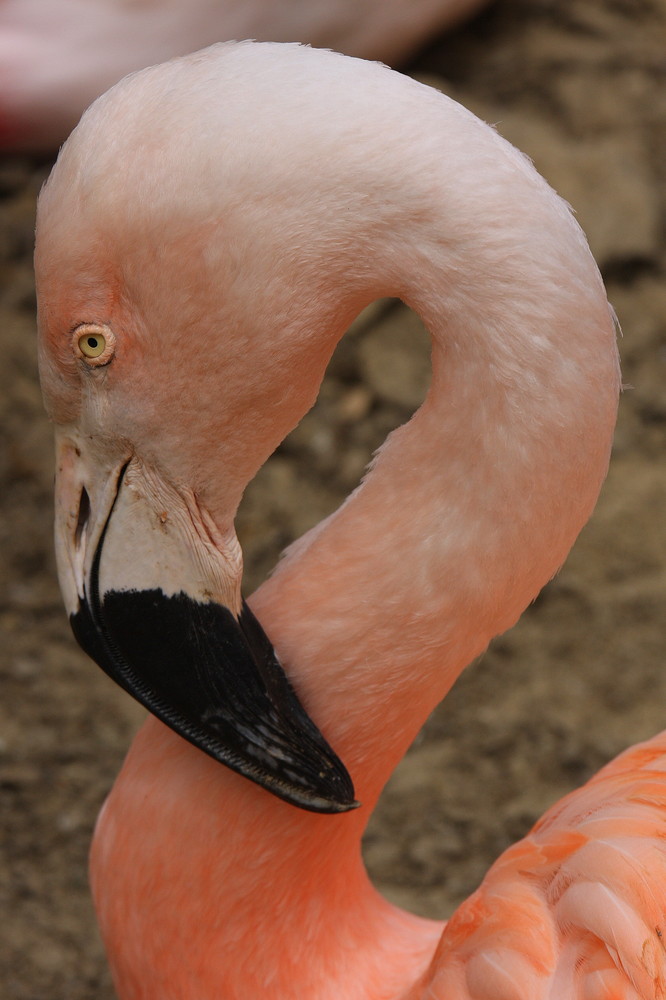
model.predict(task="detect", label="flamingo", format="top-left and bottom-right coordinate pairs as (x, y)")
top-left (35, 41), bottom-right (666, 1000)
top-left (0, 0), bottom-right (488, 151)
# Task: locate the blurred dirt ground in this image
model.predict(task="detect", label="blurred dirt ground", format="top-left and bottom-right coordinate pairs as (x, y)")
top-left (1, 1), bottom-right (665, 996)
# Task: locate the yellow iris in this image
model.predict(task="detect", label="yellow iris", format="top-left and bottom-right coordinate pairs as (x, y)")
top-left (78, 332), bottom-right (106, 358)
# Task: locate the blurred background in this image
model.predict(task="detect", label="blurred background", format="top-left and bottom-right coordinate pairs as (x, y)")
top-left (1, 0), bottom-right (665, 996)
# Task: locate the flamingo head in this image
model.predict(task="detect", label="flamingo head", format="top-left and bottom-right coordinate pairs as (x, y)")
top-left (34, 44), bottom-right (373, 815)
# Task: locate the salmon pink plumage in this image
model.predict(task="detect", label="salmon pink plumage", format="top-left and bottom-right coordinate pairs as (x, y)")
top-left (35, 41), bottom-right (665, 1000)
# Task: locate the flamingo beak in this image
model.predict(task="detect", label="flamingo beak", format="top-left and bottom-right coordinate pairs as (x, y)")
top-left (53, 427), bottom-right (357, 814)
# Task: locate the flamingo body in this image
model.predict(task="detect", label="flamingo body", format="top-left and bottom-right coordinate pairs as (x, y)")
top-left (0, 0), bottom-right (487, 150)
top-left (34, 41), bottom-right (666, 1000)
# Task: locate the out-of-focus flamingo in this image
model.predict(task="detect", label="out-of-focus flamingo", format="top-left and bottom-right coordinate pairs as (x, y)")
top-left (0, 0), bottom-right (488, 151)
top-left (36, 41), bottom-right (666, 1000)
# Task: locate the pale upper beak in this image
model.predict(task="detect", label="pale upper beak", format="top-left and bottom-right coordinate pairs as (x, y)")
top-left (53, 425), bottom-right (357, 814)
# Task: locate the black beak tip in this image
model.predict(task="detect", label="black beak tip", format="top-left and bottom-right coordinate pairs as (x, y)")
top-left (70, 583), bottom-right (359, 815)
top-left (282, 786), bottom-right (360, 815)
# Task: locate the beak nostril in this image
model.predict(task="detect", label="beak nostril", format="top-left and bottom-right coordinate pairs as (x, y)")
top-left (75, 487), bottom-right (91, 548)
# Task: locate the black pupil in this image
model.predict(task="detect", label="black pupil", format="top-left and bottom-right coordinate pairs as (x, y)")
top-left (87, 338), bottom-right (98, 349)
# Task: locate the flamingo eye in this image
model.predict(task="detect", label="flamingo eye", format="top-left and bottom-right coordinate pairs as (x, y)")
top-left (73, 324), bottom-right (116, 366)
top-left (79, 333), bottom-right (105, 357)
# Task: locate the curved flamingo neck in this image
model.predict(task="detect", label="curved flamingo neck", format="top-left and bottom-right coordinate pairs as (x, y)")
top-left (94, 717), bottom-right (443, 999)
top-left (84, 48), bottom-right (620, 998)
top-left (250, 121), bottom-right (619, 810)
